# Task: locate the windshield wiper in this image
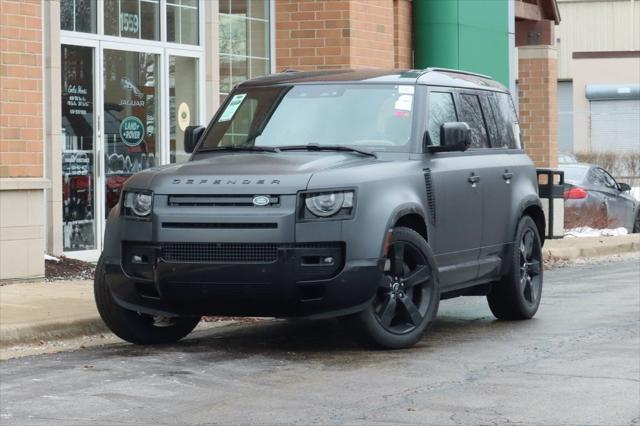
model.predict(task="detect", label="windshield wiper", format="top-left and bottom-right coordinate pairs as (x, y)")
top-left (277, 143), bottom-right (377, 158)
top-left (199, 145), bottom-right (280, 153)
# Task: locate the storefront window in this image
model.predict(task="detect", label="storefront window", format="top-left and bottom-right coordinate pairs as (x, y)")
top-left (104, 0), bottom-right (160, 41)
top-left (169, 56), bottom-right (199, 163)
top-left (219, 0), bottom-right (270, 103)
top-left (60, 0), bottom-right (97, 33)
top-left (103, 50), bottom-right (160, 216)
top-left (61, 45), bottom-right (97, 251)
top-left (167, 0), bottom-right (199, 45)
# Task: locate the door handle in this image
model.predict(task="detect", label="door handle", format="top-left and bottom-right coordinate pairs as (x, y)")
top-left (468, 174), bottom-right (480, 185)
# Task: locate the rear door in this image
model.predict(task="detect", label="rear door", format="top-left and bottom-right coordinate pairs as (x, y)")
top-left (455, 90), bottom-right (511, 281)
top-left (474, 92), bottom-right (531, 279)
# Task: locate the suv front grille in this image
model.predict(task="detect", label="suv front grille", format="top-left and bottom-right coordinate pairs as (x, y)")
top-left (160, 242), bottom-right (342, 264)
top-left (168, 194), bottom-right (279, 207)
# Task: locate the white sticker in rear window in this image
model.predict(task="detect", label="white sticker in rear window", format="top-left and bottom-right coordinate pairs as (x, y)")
top-left (394, 94), bottom-right (413, 111)
top-left (218, 93), bottom-right (247, 122)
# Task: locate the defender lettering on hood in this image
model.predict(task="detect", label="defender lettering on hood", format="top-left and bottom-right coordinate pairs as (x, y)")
top-left (171, 178), bottom-right (281, 185)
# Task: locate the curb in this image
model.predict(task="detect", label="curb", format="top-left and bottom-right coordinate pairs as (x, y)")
top-left (543, 239), bottom-right (640, 260)
top-left (0, 318), bottom-right (108, 349)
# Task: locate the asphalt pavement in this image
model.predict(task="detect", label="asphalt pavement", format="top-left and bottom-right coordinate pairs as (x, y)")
top-left (1, 259), bottom-right (639, 426)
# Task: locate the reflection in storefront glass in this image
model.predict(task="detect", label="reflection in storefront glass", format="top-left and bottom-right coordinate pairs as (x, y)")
top-left (169, 56), bottom-right (198, 163)
top-left (218, 0), bottom-right (270, 98)
top-left (103, 50), bottom-right (159, 217)
top-left (61, 45), bottom-right (97, 251)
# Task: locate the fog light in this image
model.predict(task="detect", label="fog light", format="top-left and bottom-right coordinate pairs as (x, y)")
top-left (322, 257), bottom-right (334, 265)
top-left (132, 255), bottom-right (146, 264)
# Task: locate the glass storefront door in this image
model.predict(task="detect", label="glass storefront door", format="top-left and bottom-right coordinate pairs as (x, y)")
top-left (61, 44), bottom-right (97, 251)
top-left (60, 44), bottom-right (200, 255)
top-left (103, 49), bottom-right (160, 216)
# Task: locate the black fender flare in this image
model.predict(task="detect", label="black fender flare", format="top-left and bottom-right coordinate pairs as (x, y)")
top-left (516, 195), bottom-right (546, 242)
top-left (380, 203), bottom-right (429, 257)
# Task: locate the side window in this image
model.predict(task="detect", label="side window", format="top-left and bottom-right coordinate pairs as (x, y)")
top-left (427, 91), bottom-right (457, 146)
top-left (458, 93), bottom-right (490, 148)
top-left (481, 97), bottom-right (500, 148)
top-left (492, 92), bottom-right (522, 149)
top-left (598, 168), bottom-right (617, 188)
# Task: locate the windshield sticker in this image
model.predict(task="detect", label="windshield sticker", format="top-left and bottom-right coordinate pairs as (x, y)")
top-left (394, 94), bottom-right (413, 112)
top-left (398, 85), bottom-right (415, 95)
top-left (219, 93), bottom-right (247, 122)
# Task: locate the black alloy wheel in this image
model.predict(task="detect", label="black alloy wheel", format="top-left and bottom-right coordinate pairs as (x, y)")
top-left (342, 227), bottom-right (439, 349)
top-left (374, 239), bottom-right (435, 334)
top-left (487, 215), bottom-right (543, 320)
top-left (519, 228), bottom-right (543, 307)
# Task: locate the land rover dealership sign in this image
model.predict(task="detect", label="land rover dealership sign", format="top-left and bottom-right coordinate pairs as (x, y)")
top-left (120, 116), bottom-right (144, 147)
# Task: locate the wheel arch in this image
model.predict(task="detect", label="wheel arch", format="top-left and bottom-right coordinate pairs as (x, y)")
top-left (521, 202), bottom-right (546, 246)
top-left (393, 213), bottom-right (428, 242)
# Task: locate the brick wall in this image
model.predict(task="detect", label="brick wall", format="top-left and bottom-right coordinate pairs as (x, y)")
top-left (393, 0), bottom-right (412, 68)
top-left (275, 0), bottom-right (410, 71)
top-left (0, 0), bottom-right (43, 178)
top-left (349, 0), bottom-right (394, 68)
top-left (275, 0), bottom-right (352, 70)
top-left (518, 46), bottom-right (558, 168)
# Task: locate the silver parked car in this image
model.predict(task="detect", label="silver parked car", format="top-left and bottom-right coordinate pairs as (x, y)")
top-left (560, 163), bottom-right (640, 232)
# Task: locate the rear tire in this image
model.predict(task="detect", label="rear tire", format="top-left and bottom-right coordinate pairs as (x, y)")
top-left (342, 227), bottom-right (439, 349)
top-left (94, 256), bottom-right (200, 344)
top-left (633, 212), bottom-right (640, 233)
top-left (487, 215), bottom-right (543, 320)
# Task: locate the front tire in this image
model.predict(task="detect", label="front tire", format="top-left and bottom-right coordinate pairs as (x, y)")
top-left (343, 227), bottom-right (440, 349)
top-left (94, 256), bottom-right (201, 344)
top-left (487, 215), bottom-right (543, 320)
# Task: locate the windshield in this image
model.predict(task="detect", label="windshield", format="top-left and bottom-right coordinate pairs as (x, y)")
top-left (199, 84), bottom-right (415, 152)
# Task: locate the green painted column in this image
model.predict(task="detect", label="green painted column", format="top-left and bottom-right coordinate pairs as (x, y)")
top-left (413, 0), bottom-right (511, 87)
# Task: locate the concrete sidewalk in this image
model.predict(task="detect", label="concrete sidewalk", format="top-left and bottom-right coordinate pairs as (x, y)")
top-left (1, 234), bottom-right (638, 349)
top-left (0, 281), bottom-right (106, 348)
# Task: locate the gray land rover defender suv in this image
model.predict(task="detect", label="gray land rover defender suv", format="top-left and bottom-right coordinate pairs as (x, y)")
top-left (95, 68), bottom-right (546, 349)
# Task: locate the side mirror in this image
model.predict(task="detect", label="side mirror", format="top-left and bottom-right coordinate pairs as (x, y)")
top-left (427, 122), bottom-right (471, 153)
top-left (184, 125), bottom-right (205, 154)
top-left (618, 182), bottom-right (631, 192)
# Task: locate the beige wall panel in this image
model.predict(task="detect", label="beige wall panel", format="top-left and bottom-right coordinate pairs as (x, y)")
top-left (556, 0), bottom-right (640, 79)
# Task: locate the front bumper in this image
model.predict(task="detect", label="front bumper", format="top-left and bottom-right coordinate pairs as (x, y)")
top-left (104, 241), bottom-right (383, 318)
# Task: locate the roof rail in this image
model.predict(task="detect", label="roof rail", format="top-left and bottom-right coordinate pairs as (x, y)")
top-left (421, 67), bottom-right (492, 80)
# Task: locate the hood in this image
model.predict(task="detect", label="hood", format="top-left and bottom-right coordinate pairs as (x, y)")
top-left (126, 151), bottom-right (376, 195)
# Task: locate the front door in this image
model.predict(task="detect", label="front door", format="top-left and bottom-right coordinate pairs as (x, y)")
top-left (424, 90), bottom-right (482, 287)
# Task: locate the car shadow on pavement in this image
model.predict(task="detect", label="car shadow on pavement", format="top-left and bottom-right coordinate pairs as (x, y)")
top-left (87, 311), bottom-right (529, 367)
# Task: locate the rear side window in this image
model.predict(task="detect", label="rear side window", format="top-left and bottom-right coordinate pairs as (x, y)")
top-left (427, 92), bottom-right (457, 146)
top-left (481, 97), bottom-right (500, 148)
top-left (491, 93), bottom-right (522, 149)
top-left (458, 93), bottom-right (490, 148)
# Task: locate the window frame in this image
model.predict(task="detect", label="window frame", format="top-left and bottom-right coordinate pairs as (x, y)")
top-left (455, 90), bottom-right (492, 150)
top-left (425, 89), bottom-right (458, 147)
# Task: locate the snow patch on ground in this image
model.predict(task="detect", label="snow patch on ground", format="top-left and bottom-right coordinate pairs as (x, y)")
top-left (565, 226), bottom-right (629, 237)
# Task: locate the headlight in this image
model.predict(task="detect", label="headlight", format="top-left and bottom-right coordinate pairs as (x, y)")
top-left (302, 190), bottom-right (355, 219)
top-left (123, 191), bottom-right (153, 218)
